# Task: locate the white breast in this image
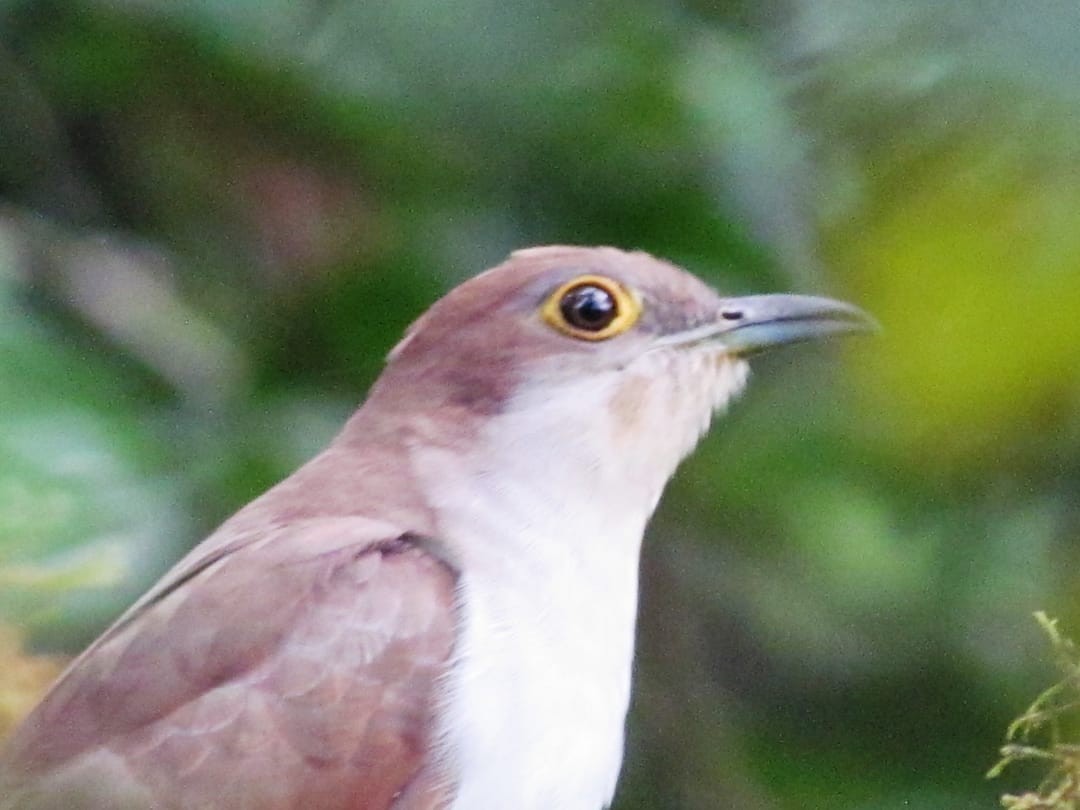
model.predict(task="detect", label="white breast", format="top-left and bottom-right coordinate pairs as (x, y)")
top-left (411, 389), bottom-right (650, 808)
top-left (409, 351), bottom-right (748, 809)
top-left (441, 488), bottom-right (644, 810)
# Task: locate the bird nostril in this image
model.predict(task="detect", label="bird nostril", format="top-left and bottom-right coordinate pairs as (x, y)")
top-left (720, 310), bottom-right (743, 321)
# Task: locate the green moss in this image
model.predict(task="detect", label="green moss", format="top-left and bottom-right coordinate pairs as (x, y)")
top-left (990, 613), bottom-right (1080, 809)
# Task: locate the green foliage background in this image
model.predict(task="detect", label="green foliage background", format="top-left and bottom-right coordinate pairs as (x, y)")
top-left (3, 1), bottom-right (1080, 807)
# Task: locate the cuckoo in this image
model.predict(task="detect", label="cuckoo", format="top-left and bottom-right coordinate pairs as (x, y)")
top-left (1, 246), bottom-right (873, 809)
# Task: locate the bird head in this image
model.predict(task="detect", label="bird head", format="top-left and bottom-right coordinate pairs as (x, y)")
top-left (358, 245), bottom-right (873, 512)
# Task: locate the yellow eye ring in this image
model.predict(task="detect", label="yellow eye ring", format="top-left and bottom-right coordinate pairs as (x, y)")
top-left (541, 275), bottom-right (642, 341)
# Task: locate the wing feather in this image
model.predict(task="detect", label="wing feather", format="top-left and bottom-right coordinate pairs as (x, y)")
top-left (2, 518), bottom-right (459, 810)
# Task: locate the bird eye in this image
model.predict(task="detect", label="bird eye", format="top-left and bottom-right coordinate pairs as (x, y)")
top-left (541, 274), bottom-right (642, 341)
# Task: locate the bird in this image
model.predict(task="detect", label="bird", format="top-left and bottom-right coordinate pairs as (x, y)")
top-left (0, 245), bottom-right (873, 810)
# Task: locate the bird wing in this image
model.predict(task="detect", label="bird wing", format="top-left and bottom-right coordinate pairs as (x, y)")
top-left (1, 517), bottom-right (459, 810)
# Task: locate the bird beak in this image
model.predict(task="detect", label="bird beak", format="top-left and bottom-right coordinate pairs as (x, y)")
top-left (660, 294), bottom-right (878, 356)
top-left (711, 294), bottom-right (878, 356)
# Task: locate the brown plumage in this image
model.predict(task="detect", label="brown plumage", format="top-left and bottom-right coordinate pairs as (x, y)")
top-left (3, 520), bottom-right (457, 809)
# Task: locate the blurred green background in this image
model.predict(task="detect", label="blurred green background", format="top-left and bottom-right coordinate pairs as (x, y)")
top-left (3, 0), bottom-right (1080, 807)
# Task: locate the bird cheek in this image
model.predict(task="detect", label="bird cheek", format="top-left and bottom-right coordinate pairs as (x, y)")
top-left (607, 376), bottom-right (651, 443)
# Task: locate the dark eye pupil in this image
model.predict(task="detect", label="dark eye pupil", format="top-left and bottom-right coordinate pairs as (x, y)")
top-left (560, 285), bottom-right (618, 331)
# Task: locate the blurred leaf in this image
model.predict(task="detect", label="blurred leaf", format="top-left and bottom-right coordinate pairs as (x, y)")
top-left (0, 219), bottom-right (190, 646)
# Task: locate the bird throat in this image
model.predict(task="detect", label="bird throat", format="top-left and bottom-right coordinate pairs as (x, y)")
top-left (406, 348), bottom-right (749, 810)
